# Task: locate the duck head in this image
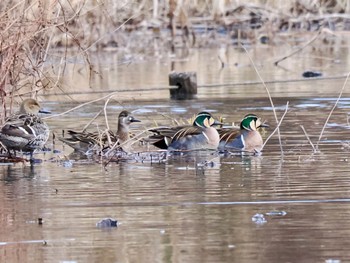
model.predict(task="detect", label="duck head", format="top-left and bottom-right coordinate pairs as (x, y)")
top-left (118, 110), bottom-right (141, 125)
top-left (19, 98), bottom-right (50, 115)
top-left (193, 112), bottom-right (222, 128)
top-left (240, 114), bottom-right (268, 131)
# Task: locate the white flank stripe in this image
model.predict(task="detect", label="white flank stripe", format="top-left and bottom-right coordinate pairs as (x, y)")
top-left (28, 126), bottom-right (37, 137)
top-left (202, 131), bottom-right (209, 142)
top-left (18, 127), bottom-right (29, 135)
top-left (240, 135), bottom-right (245, 149)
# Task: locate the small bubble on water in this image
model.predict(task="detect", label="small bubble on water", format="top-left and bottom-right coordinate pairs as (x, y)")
top-left (160, 229), bottom-right (165, 235)
top-left (252, 213), bottom-right (267, 225)
top-left (228, 244), bottom-right (235, 249)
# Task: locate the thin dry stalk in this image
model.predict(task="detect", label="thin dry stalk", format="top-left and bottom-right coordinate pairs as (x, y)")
top-left (261, 101), bottom-right (289, 151)
top-left (103, 96), bottom-right (113, 131)
top-left (240, 43), bottom-right (284, 155)
top-left (300, 125), bottom-right (317, 152)
top-left (43, 90), bottom-right (121, 119)
top-left (82, 110), bottom-right (103, 132)
top-left (316, 71), bottom-right (350, 150)
top-left (274, 30), bottom-right (322, 66)
top-left (103, 129), bottom-right (151, 167)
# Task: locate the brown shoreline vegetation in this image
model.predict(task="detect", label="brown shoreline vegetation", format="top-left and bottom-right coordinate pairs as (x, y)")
top-left (0, 0), bottom-right (349, 120)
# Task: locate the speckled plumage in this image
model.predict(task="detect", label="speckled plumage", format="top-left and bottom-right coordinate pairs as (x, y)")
top-left (0, 99), bottom-right (50, 158)
top-left (59, 110), bottom-right (140, 154)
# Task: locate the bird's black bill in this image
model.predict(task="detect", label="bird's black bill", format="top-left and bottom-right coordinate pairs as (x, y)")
top-left (39, 109), bottom-right (51, 114)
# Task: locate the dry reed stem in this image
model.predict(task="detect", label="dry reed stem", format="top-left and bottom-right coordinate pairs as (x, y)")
top-left (240, 43), bottom-right (284, 155)
top-left (43, 90), bottom-right (121, 119)
top-left (316, 71), bottom-right (350, 150)
top-left (260, 101), bottom-right (289, 151)
top-left (274, 30), bottom-right (322, 66)
top-left (199, 74), bottom-right (349, 88)
top-left (103, 129), bottom-right (151, 167)
top-left (300, 125), bottom-right (316, 152)
top-left (82, 110), bottom-right (103, 132)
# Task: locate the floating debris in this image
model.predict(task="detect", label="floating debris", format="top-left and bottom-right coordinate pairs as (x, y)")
top-left (196, 160), bottom-right (216, 168)
top-left (265, 210), bottom-right (287, 217)
top-left (62, 160), bottom-right (73, 168)
top-left (38, 218), bottom-right (43, 225)
top-left (252, 213), bottom-right (267, 225)
top-left (96, 218), bottom-right (118, 228)
top-left (105, 151), bottom-right (167, 164)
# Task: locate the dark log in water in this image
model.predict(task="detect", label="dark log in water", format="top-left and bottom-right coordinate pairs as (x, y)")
top-left (169, 71), bottom-right (197, 100)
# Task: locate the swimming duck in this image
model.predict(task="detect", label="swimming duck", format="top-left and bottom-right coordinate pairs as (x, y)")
top-left (218, 114), bottom-right (267, 153)
top-left (0, 98), bottom-right (50, 160)
top-left (148, 111), bottom-right (222, 151)
top-left (59, 110), bottom-right (141, 154)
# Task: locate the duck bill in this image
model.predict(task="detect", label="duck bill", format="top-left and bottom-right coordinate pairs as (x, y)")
top-left (131, 118), bottom-right (141, 123)
top-left (213, 120), bottom-right (223, 126)
top-left (259, 123), bottom-right (269, 128)
top-left (39, 109), bottom-right (51, 114)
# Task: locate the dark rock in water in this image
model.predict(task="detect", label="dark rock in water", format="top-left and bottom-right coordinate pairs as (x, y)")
top-left (96, 218), bottom-right (118, 228)
top-left (302, 71), bottom-right (322, 78)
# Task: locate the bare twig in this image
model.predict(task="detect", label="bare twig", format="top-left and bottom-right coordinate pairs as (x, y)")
top-left (241, 43), bottom-right (284, 155)
top-left (316, 71), bottom-right (350, 150)
top-left (82, 109), bottom-right (103, 132)
top-left (43, 90), bottom-right (121, 119)
top-left (261, 101), bottom-right (289, 151)
top-left (274, 29), bottom-right (322, 66)
top-left (300, 125), bottom-right (317, 152)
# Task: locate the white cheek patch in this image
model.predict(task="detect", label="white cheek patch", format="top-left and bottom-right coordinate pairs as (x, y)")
top-left (250, 121), bottom-right (257, 131)
top-left (209, 118), bottom-right (214, 126)
top-left (256, 119), bottom-right (262, 127)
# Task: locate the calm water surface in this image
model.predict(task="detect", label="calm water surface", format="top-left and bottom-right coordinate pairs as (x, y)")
top-left (2, 41), bottom-right (350, 262)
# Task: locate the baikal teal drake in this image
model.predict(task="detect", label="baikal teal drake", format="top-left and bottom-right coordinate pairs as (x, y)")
top-left (59, 110), bottom-right (141, 154)
top-left (218, 114), bottom-right (268, 153)
top-left (0, 98), bottom-right (50, 161)
top-left (147, 112), bottom-right (222, 151)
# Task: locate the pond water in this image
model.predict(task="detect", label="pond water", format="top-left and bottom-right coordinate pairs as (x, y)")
top-left (2, 36), bottom-right (350, 262)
